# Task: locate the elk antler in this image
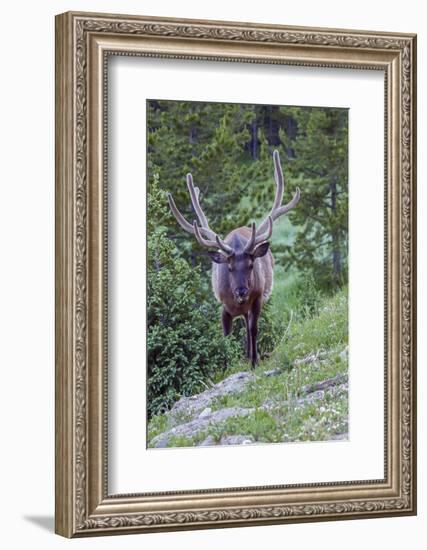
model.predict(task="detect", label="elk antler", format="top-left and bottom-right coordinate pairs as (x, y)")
top-left (167, 173), bottom-right (233, 254)
top-left (167, 175), bottom-right (216, 240)
top-left (193, 222), bottom-right (234, 255)
top-left (243, 217), bottom-right (273, 254)
top-left (257, 150), bottom-right (300, 235)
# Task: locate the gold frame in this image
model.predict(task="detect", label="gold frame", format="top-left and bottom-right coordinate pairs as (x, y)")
top-left (55, 11), bottom-right (417, 538)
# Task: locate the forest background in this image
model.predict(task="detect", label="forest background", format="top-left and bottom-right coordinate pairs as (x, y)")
top-left (146, 99), bottom-right (348, 445)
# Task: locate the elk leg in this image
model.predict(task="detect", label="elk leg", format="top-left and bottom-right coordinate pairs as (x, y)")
top-left (221, 308), bottom-right (233, 336)
top-left (244, 313), bottom-right (251, 359)
top-left (249, 298), bottom-right (262, 368)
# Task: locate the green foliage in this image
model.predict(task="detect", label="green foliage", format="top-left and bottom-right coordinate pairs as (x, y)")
top-left (147, 179), bottom-right (241, 417)
top-left (277, 106), bottom-right (348, 290)
top-left (289, 271), bottom-right (322, 319)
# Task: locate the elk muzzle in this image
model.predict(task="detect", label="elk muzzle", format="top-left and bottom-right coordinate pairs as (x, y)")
top-left (234, 286), bottom-right (249, 305)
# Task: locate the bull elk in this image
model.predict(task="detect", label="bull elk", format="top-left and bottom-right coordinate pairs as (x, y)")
top-left (167, 150), bottom-right (300, 367)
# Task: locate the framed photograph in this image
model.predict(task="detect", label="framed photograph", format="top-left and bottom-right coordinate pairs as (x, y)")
top-left (55, 11), bottom-right (417, 537)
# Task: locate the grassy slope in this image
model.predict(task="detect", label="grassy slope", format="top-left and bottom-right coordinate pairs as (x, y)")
top-left (207, 288), bottom-right (348, 444)
top-left (148, 287), bottom-right (348, 447)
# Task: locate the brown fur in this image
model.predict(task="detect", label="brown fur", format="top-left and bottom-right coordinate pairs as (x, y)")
top-left (212, 227), bottom-right (273, 311)
top-left (211, 227), bottom-right (274, 366)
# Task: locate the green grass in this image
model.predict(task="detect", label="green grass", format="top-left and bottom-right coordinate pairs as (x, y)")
top-left (208, 409), bottom-right (284, 443)
top-left (147, 287), bottom-right (348, 447)
top-left (268, 216), bottom-right (321, 326)
top-left (205, 289), bottom-right (348, 442)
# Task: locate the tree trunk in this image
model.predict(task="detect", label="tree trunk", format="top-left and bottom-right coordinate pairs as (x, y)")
top-left (330, 176), bottom-right (341, 285)
top-left (251, 119), bottom-right (258, 160)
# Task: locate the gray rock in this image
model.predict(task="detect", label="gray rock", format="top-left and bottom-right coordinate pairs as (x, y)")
top-left (220, 435), bottom-right (254, 445)
top-left (170, 371), bottom-right (255, 421)
top-left (208, 406), bottom-right (254, 423)
top-left (150, 406), bottom-right (255, 448)
top-left (299, 389), bottom-right (325, 404)
top-left (329, 383), bottom-right (348, 398)
top-left (261, 389), bottom-right (325, 412)
top-left (301, 373), bottom-right (348, 395)
top-left (339, 346), bottom-right (349, 361)
top-left (199, 435), bottom-right (216, 446)
top-left (263, 368), bottom-right (282, 377)
top-left (199, 407), bottom-right (212, 418)
top-left (294, 351), bottom-right (321, 366)
top-left (153, 437), bottom-right (170, 449)
top-left (330, 432), bottom-right (349, 441)
top-left (260, 399), bottom-right (278, 411)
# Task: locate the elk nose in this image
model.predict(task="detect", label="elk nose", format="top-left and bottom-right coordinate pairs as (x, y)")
top-left (236, 287), bottom-right (249, 298)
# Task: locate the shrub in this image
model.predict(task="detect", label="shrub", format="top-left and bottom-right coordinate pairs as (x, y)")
top-left (293, 271), bottom-right (322, 319)
top-left (147, 179), bottom-right (240, 417)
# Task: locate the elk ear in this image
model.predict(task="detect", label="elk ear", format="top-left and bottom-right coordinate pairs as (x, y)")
top-left (208, 251), bottom-right (229, 264)
top-left (252, 241), bottom-right (270, 259)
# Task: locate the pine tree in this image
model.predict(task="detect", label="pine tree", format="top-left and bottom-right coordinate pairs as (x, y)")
top-left (277, 107), bottom-right (348, 291)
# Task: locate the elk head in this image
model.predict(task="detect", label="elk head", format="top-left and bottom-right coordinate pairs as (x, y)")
top-left (201, 221), bottom-right (272, 305)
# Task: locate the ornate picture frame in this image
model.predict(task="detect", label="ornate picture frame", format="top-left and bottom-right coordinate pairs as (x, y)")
top-left (55, 11), bottom-right (417, 537)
